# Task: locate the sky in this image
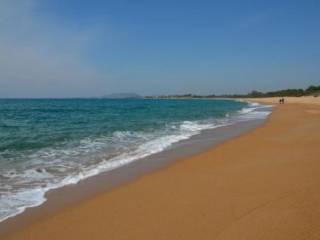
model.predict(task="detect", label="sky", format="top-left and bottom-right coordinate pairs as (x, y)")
top-left (0, 0), bottom-right (319, 98)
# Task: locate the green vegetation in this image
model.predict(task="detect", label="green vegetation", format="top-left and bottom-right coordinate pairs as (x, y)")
top-left (146, 85), bottom-right (320, 99)
top-left (244, 85), bottom-right (320, 98)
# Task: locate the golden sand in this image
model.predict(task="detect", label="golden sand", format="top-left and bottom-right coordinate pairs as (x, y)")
top-left (3, 100), bottom-right (320, 240)
top-left (243, 96), bottom-right (320, 105)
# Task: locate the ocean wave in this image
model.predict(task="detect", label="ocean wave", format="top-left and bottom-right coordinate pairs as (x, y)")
top-left (237, 103), bottom-right (271, 120)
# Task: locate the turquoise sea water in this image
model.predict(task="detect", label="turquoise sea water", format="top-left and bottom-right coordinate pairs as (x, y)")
top-left (0, 99), bottom-right (270, 222)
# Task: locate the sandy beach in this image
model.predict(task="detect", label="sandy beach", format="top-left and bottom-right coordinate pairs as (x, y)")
top-left (2, 98), bottom-right (320, 240)
top-left (243, 96), bottom-right (320, 105)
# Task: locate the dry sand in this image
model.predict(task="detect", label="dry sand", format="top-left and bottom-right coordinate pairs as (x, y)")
top-left (3, 100), bottom-right (320, 240)
top-left (243, 96), bottom-right (320, 105)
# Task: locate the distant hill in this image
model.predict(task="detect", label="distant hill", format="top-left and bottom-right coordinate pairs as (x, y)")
top-left (101, 93), bottom-right (143, 99)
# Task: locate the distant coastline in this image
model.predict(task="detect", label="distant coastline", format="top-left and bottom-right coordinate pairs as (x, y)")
top-left (2, 85), bottom-right (319, 100)
top-left (101, 93), bottom-right (143, 99)
top-left (145, 85), bottom-right (320, 99)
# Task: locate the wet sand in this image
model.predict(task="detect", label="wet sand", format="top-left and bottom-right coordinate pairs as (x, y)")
top-left (3, 102), bottom-right (320, 240)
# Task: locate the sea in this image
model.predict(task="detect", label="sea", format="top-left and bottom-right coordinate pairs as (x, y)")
top-left (0, 98), bottom-right (271, 222)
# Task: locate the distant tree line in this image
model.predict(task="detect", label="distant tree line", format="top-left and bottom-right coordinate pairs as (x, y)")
top-left (240, 85), bottom-right (320, 98)
top-left (146, 85), bottom-right (320, 99)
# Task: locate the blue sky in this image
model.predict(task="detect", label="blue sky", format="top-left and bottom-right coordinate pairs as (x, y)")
top-left (0, 0), bottom-right (319, 97)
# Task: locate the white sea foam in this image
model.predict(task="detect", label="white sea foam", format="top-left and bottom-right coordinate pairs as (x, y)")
top-left (237, 103), bottom-right (271, 120)
top-left (238, 107), bottom-right (255, 114)
top-left (249, 102), bottom-right (260, 107)
top-left (0, 102), bottom-right (272, 223)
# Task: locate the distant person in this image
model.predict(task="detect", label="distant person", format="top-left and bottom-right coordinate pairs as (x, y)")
top-left (279, 98), bottom-right (285, 104)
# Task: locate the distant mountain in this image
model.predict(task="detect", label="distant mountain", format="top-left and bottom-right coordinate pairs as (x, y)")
top-left (101, 93), bottom-right (143, 99)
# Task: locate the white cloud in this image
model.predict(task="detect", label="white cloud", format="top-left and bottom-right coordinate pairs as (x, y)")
top-left (0, 0), bottom-right (109, 98)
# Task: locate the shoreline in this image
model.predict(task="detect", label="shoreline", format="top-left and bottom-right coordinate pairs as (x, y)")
top-left (3, 99), bottom-right (320, 239)
top-left (0, 106), bottom-right (268, 236)
top-left (0, 99), bottom-right (258, 224)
